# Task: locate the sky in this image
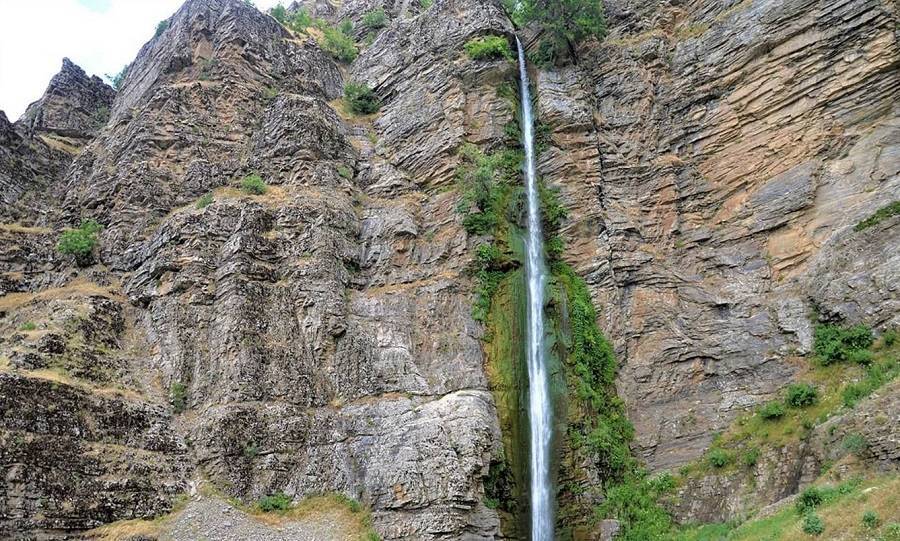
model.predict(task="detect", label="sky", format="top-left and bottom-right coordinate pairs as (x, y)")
top-left (0, 0), bottom-right (281, 120)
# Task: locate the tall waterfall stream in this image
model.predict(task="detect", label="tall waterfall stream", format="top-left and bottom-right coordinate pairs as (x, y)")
top-left (515, 36), bottom-right (553, 540)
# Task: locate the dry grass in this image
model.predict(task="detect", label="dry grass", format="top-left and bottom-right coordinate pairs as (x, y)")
top-left (39, 134), bottom-right (83, 155)
top-left (0, 223), bottom-right (52, 234)
top-left (0, 279), bottom-right (118, 312)
top-left (85, 495), bottom-right (189, 540)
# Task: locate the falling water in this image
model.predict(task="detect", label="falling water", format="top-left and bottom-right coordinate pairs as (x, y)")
top-left (515, 36), bottom-right (553, 540)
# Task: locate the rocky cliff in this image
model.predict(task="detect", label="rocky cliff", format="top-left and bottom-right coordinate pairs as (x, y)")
top-left (0, 0), bottom-right (897, 538)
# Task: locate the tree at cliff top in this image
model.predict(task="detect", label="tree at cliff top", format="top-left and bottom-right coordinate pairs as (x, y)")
top-left (507, 0), bottom-right (607, 63)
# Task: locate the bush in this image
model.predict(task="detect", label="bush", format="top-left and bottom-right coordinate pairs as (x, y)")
top-left (796, 487), bottom-right (823, 513)
top-left (596, 471), bottom-right (674, 541)
top-left (707, 449), bottom-right (731, 469)
top-left (464, 36), bottom-right (512, 60)
top-left (758, 401), bottom-right (785, 420)
top-left (854, 201), bottom-right (900, 231)
top-left (57, 219), bottom-right (102, 266)
top-left (785, 383), bottom-right (818, 408)
top-left (517, 0), bottom-right (607, 63)
top-left (170, 382), bottom-right (187, 413)
top-left (269, 3), bottom-right (288, 23)
top-left (883, 523), bottom-right (900, 541)
top-left (842, 357), bottom-right (899, 407)
top-left (196, 193), bottom-right (214, 209)
top-left (803, 512), bottom-right (825, 536)
top-left (862, 510), bottom-right (880, 529)
top-left (847, 349), bottom-right (874, 365)
top-left (344, 82), bottom-right (380, 115)
top-left (420, 0), bottom-right (433, 8)
top-left (362, 9), bottom-right (387, 29)
top-left (814, 324), bottom-right (873, 365)
top-left (339, 19), bottom-right (353, 34)
top-left (842, 433), bottom-right (867, 455)
top-left (884, 329), bottom-right (898, 347)
top-left (321, 25), bottom-right (358, 63)
top-left (289, 8), bottom-right (313, 32)
top-left (154, 20), bottom-right (169, 38)
top-left (240, 174), bottom-right (267, 195)
top-left (19, 322), bottom-right (37, 331)
top-left (257, 492), bottom-right (292, 512)
top-left (742, 447), bottom-right (760, 468)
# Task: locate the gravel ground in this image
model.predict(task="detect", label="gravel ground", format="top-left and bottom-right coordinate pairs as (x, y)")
top-left (158, 497), bottom-right (361, 541)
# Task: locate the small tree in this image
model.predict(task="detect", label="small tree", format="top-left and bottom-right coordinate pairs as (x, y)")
top-left (345, 82), bottom-right (380, 115)
top-left (269, 3), bottom-right (288, 23)
top-left (154, 20), bottom-right (169, 38)
top-left (519, 0), bottom-right (607, 61)
top-left (321, 25), bottom-right (358, 63)
top-left (57, 219), bottom-right (102, 266)
top-left (362, 9), bottom-right (387, 30)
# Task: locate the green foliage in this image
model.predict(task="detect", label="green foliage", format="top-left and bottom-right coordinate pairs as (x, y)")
top-left (758, 401), bottom-right (785, 420)
top-left (362, 9), bottom-right (387, 29)
top-left (196, 193), bottom-right (214, 209)
top-left (106, 66), bottom-right (128, 90)
top-left (884, 523), bottom-right (900, 541)
top-left (555, 262), bottom-right (635, 478)
top-left (842, 356), bottom-right (899, 407)
top-left (19, 322), bottom-right (37, 331)
top-left (516, 0), bottom-right (607, 63)
top-left (785, 383), bottom-right (818, 408)
top-left (863, 510), bottom-right (880, 529)
top-left (796, 487), bottom-right (824, 513)
top-left (742, 447), bottom-right (760, 468)
top-left (802, 512), bottom-right (825, 535)
top-left (337, 165), bottom-right (353, 179)
top-left (289, 8), bottom-right (313, 32)
top-left (847, 348), bottom-right (874, 365)
top-left (244, 442), bottom-right (259, 458)
top-left (814, 323), bottom-right (873, 365)
top-left (240, 174), bottom-right (267, 195)
top-left (344, 82), bottom-right (380, 115)
top-left (842, 433), bottom-right (867, 455)
top-left (339, 19), bottom-right (353, 34)
top-left (455, 144), bottom-right (520, 236)
top-left (545, 235), bottom-right (565, 260)
top-left (596, 471), bottom-right (675, 541)
top-left (854, 201), bottom-right (900, 231)
top-left (420, 0), bottom-right (433, 8)
top-left (707, 449), bottom-right (731, 469)
top-left (170, 382), bottom-right (187, 413)
top-left (321, 25), bottom-right (358, 63)
top-left (257, 492), bottom-right (292, 512)
top-left (57, 219), bottom-right (102, 265)
top-left (884, 329), bottom-right (898, 347)
top-left (269, 4), bottom-right (288, 23)
top-left (539, 183), bottom-right (568, 233)
top-left (472, 243), bottom-right (505, 322)
top-left (464, 36), bottom-right (513, 61)
top-left (154, 20), bottom-right (169, 38)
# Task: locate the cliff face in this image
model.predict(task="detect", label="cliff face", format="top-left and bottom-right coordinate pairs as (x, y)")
top-left (0, 0), bottom-right (897, 538)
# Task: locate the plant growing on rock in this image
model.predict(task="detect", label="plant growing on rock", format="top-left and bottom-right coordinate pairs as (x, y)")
top-left (514, 0), bottom-right (607, 63)
top-left (464, 35), bottom-right (513, 60)
top-left (863, 510), bottom-right (880, 529)
top-left (320, 25), bottom-right (357, 63)
top-left (257, 492), bottom-right (292, 512)
top-left (796, 486), bottom-right (823, 512)
top-left (170, 382), bottom-right (187, 413)
top-left (803, 512), bottom-right (825, 535)
top-left (758, 401), bottom-right (785, 420)
top-left (154, 20), bottom-right (169, 38)
top-left (785, 382), bottom-right (818, 407)
top-left (57, 219), bottom-right (102, 266)
top-left (362, 9), bottom-right (387, 30)
top-left (289, 8), bottom-right (313, 32)
top-left (196, 193), bottom-right (214, 209)
top-left (268, 3), bottom-right (288, 23)
top-left (814, 323), bottom-right (873, 365)
top-left (854, 200), bottom-right (900, 231)
top-left (344, 82), bottom-right (380, 115)
top-left (707, 448), bottom-right (731, 468)
top-left (240, 174), bottom-right (267, 195)
top-left (842, 433), bottom-right (867, 456)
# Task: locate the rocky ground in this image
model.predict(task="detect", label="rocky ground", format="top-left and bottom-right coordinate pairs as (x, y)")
top-left (0, 0), bottom-right (897, 538)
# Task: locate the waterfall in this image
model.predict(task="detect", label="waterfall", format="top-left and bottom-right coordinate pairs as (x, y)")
top-left (515, 36), bottom-right (553, 540)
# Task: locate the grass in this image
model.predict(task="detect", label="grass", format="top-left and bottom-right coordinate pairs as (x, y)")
top-left (854, 201), bottom-right (900, 231)
top-left (240, 174), bottom-right (267, 195)
top-left (196, 193), bottom-right (214, 209)
top-left (676, 475), bottom-right (900, 540)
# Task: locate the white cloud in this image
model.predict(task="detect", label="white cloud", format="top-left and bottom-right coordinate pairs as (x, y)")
top-left (0, 0), bottom-right (282, 120)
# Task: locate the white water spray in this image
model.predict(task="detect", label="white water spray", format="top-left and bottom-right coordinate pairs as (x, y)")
top-left (516, 36), bottom-right (553, 540)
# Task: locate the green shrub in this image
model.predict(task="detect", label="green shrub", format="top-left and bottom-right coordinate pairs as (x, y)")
top-left (884, 329), bottom-right (898, 347)
top-left (707, 449), bottom-right (731, 469)
top-left (289, 8), bottom-right (313, 32)
top-left (516, 0), bottom-right (607, 63)
top-left (796, 487), bottom-right (823, 513)
top-left (814, 324), bottom-right (873, 365)
top-left (196, 193), bottom-right (214, 209)
top-left (785, 383), bottom-right (818, 408)
top-left (803, 512), bottom-right (825, 536)
top-left (240, 174), bottom-right (267, 195)
top-left (339, 19), bottom-right (353, 34)
top-left (883, 523), bottom-right (900, 541)
top-left (57, 219), bottom-right (102, 266)
top-left (742, 447), bottom-right (760, 468)
top-left (862, 510), bottom-right (880, 529)
top-left (337, 165), bottom-right (353, 179)
top-left (244, 442), bottom-right (259, 458)
top-left (539, 183), bottom-right (567, 232)
top-left (758, 401), bottom-right (785, 420)
top-left (344, 82), bottom-right (380, 115)
top-left (19, 321), bottom-right (37, 331)
top-left (464, 36), bottom-right (512, 60)
top-left (269, 4), bottom-right (288, 23)
top-left (596, 471), bottom-right (674, 541)
top-left (420, 0), bottom-right (433, 8)
top-left (854, 201), bottom-right (900, 231)
top-left (257, 492), bottom-right (292, 512)
top-left (154, 20), bottom-right (169, 38)
top-left (847, 348), bottom-right (874, 365)
top-left (362, 9), bottom-right (387, 29)
top-left (842, 433), bottom-right (867, 455)
top-left (321, 25), bottom-right (358, 63)
top-left (170, 382), bottom-right (187, 413)
top-left (842, 357), bottom-right (899, 407)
